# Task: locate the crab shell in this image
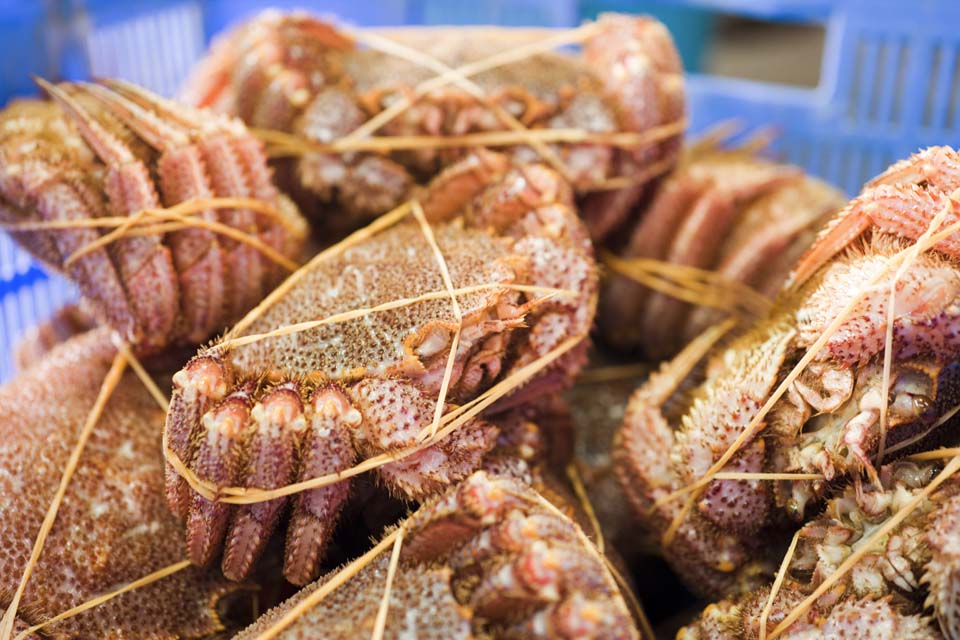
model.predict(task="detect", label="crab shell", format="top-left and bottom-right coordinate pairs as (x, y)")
top-left (601, 140), bottom-right (844, 359)
top-left (181, 10), bottom-right (684, 242)
top-left (616, 147), bottom-right (960, 597)
top-left (0, 79), bottom-right (308, 355)
top-left (234, 470), bottom-right (638, 640)
top-left (164, 151), bottom-right (598, 586)
top-left (0, 328), bottom-right (236, 638)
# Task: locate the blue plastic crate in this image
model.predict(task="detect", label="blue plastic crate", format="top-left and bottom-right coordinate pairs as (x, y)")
top-left (1, 0), bottom-right (959, 379)
top-left (678, 0), bottom-right (960, 195)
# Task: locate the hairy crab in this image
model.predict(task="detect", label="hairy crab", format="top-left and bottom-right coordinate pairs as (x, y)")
top-left (164, 150), bottom-right (598, 586)
top-left (601, 135), bottom-right (844, 359)
top-left (615, 146), bottom-right (960, 596)
top-left (0, 78), bottom-right (308, 355)
top-left (0, 328), bottom-right (235, 638)
top-left (679, 461), bottom-right (959, 639)
top-left (182, 10), bottom-right (684, 241)
top-left (235, 469), bottom-right (638, 639)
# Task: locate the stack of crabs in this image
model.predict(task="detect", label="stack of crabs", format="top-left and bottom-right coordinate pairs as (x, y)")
top-left (1, 9), bottom-right (959, 640)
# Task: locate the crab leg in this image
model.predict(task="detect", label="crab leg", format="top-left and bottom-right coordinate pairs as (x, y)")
top-left (0, 162), bottom-right (137, 342)
top-left (103, 79), bottom-right (275, 310)
top-left (283, 386), bottom-right (357, 585)
top-left (792, 172), bottom-right (960, 288)
top-left (76, 82), bottom-right (228, 343)
top-left (186, 384), bottom-right (253, 566)
top-left (36, 78), bottom-right (179, 351)
top-left (641, 165), bottom-right (799, 354)
top-left (222, 382), bottom-right (305, 581)
top-left (168, 357), bottom-right (229, 519)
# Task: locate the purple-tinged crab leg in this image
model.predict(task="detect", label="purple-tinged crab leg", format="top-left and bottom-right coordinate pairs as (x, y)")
top-left (186, 383), bottom-right (253, 567)
top-left (282, 386), bottom-right (357, 585)
top-left (77, 81), bottom-right (228, 343)
top-left (102, 79), bottom-right (270, 313)
top-left (222, 382), bottom-right (304, 581)
top-left (36, 78), bottom-right (179, 351)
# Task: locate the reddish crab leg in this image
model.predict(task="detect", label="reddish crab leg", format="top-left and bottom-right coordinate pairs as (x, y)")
top-left (186, 383), bottom-right (254, 567)
top-left (792, 148), bottom-right (960, 288)
top-left (105, 78), bottom-right (289, 304)
top-left (76, 81), bottom-right (227, 343)
top-left (37, 78), bottom-right (180, 351)
top-left (0, 153), bottom-right (137, 342)
top-left (222, 382), bottom-right (305, 581)
top-left (282, 386), bottom-right (356, 585)
top-left (168, 357), bottom-right (229, 520)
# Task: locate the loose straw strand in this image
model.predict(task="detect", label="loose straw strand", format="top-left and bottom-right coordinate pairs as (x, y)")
top-left (566, 462), bottom-right (605, 554)
top-left (217, 283), bottom-right (571, 350)
top-left (712, 472), bottom-right (824, 481)
top-left (411, 200), bottom-right (463, 439)
top-left (0, 349), bottom-right (127, 640)
top-left (111, 334), bottom-right (169, 411)
top-left (759, 530), bottom-right (801, 640)
top-left (877, 193), bottom-right (953, 468)
top-left (603, 252), bottom-right (772, 318)
top-left (13, 560), bottom-right (192, 640)
top-left (253, 528), bottom-right (403, 640)
top-left (370, 526), bottom-right (405, 640)
top-left (263, 122), bottom-right (687, 157)
top-left (910, 447), bottom-right (960, 462)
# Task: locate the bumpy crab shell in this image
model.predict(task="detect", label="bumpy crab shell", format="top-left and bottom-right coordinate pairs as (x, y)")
top-left (678, 462), bottom-right (960, 640)
top-left (616, 146), bottom-right (960, 597)
top-left (0, 79), bottom-right (308, 354)
top-left (181, 10), bottom-right (684, 241)
top-left (164, 151), bottom-right (598, 586)
top-left (601, 138), bottom-right (844, 359)
top-left (234, 470), bottom-right (639, 639)
top-left (0, 328), bottom-right (236, 638)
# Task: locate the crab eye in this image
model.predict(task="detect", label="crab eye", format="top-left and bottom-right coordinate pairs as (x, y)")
top-left (414, 327), bottom-right (451, 359)
top-left (889, 369), bottom-right (935, 420)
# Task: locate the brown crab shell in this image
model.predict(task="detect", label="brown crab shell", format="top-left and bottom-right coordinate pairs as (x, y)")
top-left (0, 328), bottom-right (236, 638)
